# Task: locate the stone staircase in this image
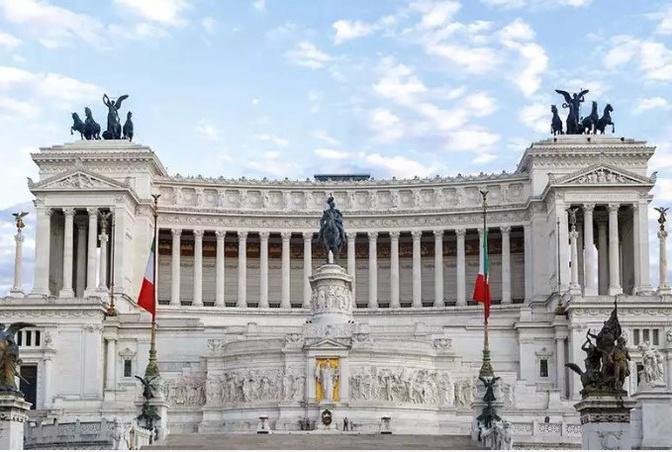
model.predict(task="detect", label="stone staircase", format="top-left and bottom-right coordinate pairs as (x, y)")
top-left (146, 433), bottom-right (481, 450)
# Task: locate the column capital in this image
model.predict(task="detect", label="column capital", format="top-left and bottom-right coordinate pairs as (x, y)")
top-left (238, 231), bottom-right (248, 240)
top-left (411, 230), bottom-right (422, 240)
top-left (500, 225), bottom-right (511, 234)
top-left (608, 203), bottom-right (621, 213)
top-left (86, 207), bottom-right (99, 216)
top-left (172, 228), bottom-right (182, 237)
top-left (368, 231), bottom-right (378, 240)
top-left (302, 231), bottom-right (313, 241)
top-left (281, 231), bottom-right (292, 240)
top-left (583, 203), bottom-right (596, 213)
top-left (62, 207), bottom-right (75, 217)
top-left (433, 229), bottom-right (444, 238)
top-left (259, 231), bottom-right (270, 240)
top-left (193, 229), bottom-right (205, 239)
top-left (389, 231), bottom-right (400, 239)
top-left (455, 228), bottom-right (466, 238)
top-left (215, 229), bottom-right (226, 239)
top-left (346, 232), bottom-right (357, 240)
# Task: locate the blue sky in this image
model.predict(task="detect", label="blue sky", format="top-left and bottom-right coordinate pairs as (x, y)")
top-left (0, 0), bottom-right (671, 293)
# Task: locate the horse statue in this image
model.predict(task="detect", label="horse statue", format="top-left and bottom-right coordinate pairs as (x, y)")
top-left (70, 112), bottom-right (86, 139)
top-left (0, 322), bottom-right (35, 393)
top-left (102, 94), bottom-right (129, 139)
top-left (581, 101), bottom-right (599, 134)
top-left (596, 104), bottom-right (614, 134)
top-left (84, 107), bottom-right (101, 140)
top-left (122, 111), bottom-right (134, 141)
top-left (550, 105), bottom-right (563, 135)
top-left (317, 195), bottom-right (346, 263)
top-left (555, 89), bottom-right (589, 134)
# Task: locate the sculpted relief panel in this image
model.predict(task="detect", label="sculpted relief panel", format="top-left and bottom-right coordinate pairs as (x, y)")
top-left (203, 368), bottom-right (306, 407)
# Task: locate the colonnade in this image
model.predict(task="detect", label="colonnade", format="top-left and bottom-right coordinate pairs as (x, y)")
top-left (164, 225), bottom-right (524, 308)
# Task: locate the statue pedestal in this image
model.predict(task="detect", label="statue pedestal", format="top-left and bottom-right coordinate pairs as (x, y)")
top-left (308, 264), bottom-right (354, 325)
top-left (134, 396), bottom-right (170, 442)
top-left (0, 392), bottom-right (31, 450)
top-left (630, 387), bottom-right (672, 449)
top-left (574, 395), bottom-right (636, 450)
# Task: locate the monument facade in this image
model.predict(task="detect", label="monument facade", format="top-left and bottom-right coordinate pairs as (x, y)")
top-left (5, 133), bottom-right (672, 448)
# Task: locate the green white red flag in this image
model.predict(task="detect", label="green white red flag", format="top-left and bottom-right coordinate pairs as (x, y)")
top-left (472, 230), bottom-right (491, 322)
top-left (137, 238), bottom-right (156, 319)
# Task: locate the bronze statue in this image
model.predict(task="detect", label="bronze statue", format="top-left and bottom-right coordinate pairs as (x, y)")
top-left (555, 89), bottom-right (589, 134)
top-left (317, 195), bottom-right (346, 262)
top-left (0, 322), bottom-right (35, 393)
top-left (122, 111), bottom-right (134, 141)
top-left (84, 107), bottom-right (101, 140)
top-left (135, 374), bottom-right (160, 400)
top-left (596, 104), bottom-right (614, 134)
top-left (580, 101), bottom-right (599, 134)
top-left (102, 94), bottom-right (129, 139)
top-left (551, 105), bottom-right (563, 135)
top-left (477, 376), bottom-right (502, 429)
top-left (12, 212), bottom-right (28, 231)
top-left (655, 207), bottom-right (668, 231)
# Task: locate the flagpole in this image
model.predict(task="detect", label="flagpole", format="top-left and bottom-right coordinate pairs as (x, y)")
top-left (145, 194), bottom-right (161, 378)
top-left (478, 189), bottom-right (494, 379)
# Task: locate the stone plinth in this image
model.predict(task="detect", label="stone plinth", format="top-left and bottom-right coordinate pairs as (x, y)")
top-left (0, 392), bottom-right (31, 450)
top-left (308, 264), bottom-right (354, 325)
top-left (630, 388), bottom-right (672, 449)
top-left (135, 396), bottom-right (170, 442)
top-left (574, 395), bottom-right (636, 450)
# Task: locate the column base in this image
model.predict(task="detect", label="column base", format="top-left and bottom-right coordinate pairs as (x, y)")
top-left (608, 287), bottom-right (623, 296)
top-left (8, 289), bottom-right (24, 298)
top-left (569, 284), bottom-right (582, 295)
top-left (658, 286), bottom-right (671, 295)
top-left (583, 287), bottom-right (598, 296)
top-left (27, 290), bottom-right (49, 298)
top-left (635, 285), bottom-right (656, 295)
top-left (59, 288), bottom-right (75, 298)
top-left (0, 392), bottom-right (31, 450)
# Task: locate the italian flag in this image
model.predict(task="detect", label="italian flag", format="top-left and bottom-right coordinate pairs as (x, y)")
top-left (137, 238), bottom-right (156, 319)
top-left (472, 230), bottom-right (491, 322)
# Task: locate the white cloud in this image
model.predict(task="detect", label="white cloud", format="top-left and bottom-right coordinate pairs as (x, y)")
top-left (603, 35), bottom-right (640, 69)
top-left (201, 16), bottom-right (216, 34)
top-left (603, 36), bottom-right (672, 82)
top-left (498, 18), bottom-right (535, 41)
top-left (255, 133), bottom-right (289, 147)
top-left (114, 0), bottom-right (190, 26)
top-left (462, 92), bottom-right (497, 116)
top-left (424, 42), bottom-right (499, 74)
top-left (0, 0), bottom-right (104, 48)
top-left (0, 31), bottom-right (20, 50)
top-left (481, 0), bottom-right (591, 8)
top-left (473, 152), bottom-right (497, 164)
top-left (285, 41), bottom-right (333, 69)
top-left (314, 148), bottom-right (351, 160)
top-left (655, 5), bottom-right (672, 35)
top-left (499, 19), bottom-right (548, 96)
top-left (333, 20), bottom-right (376, 44)
top-left (0, 96), bottom-right (37, 118)
top-left (519, 103), bottom-right (550, 133)
top-left (445, 128), bottom-right (500, 151)
top-left (314, 130), bottom-right (340, 146)
top-left (194, 118), bottom-right (221, 141)
top-left (253, 0), bottom-right (266, 12)
top-left (369, 108), bottom-right (404, 142)
top-left (363, 153), bottom-right (437, 178)
top-left (411, 0), bottom-right (461, 30)
top-left (634, 97), bottom-right (670, 114)
top-left (373, 60), bottom-right (427, 105)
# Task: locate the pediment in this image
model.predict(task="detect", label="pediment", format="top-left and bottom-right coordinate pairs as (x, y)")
top-left (29, 168), bottom-right (130, 192)
top-left (551, 164), bottom-right (653, 187)
top-left (304, 337), bottom-right (351, 351)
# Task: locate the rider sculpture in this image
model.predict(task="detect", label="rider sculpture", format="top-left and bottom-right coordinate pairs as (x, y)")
top-left (317, 195), bottom-right (346, 263)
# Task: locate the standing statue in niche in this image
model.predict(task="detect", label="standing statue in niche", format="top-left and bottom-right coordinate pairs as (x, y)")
top-left (0, 322), bottom-right (35, 393)
top-left (317, 195), bottom-right (346, 263)
top-left (315, 361), bottom-right (339, 403)
top-left (102, 94), bottom-right (129, 139)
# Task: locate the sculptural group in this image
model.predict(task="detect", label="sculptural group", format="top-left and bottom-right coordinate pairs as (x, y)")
top-left (552, 89), bottom-right (614, 135)
top-left (565, 302), bottom-right (631, 396)
top-left (70, 94), bottom-right (134, 141)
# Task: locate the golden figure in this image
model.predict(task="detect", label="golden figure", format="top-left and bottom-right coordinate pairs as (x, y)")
top-left (315, 358), bottom-right (340, 402)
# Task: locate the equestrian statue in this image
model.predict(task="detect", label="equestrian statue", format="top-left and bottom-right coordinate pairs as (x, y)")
top-left (317, 195), bottom-right (346, 263)
top-left (552, 89), bottom-right (615, 136)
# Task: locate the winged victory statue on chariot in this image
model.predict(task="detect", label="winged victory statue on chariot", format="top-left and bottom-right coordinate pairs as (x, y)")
top-left (551, 88), bottom-right (614, 135)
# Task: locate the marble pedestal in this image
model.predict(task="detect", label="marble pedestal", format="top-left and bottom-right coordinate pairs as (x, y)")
top-left (574, 395), bottom-right (636, 450)
top-left (630, 387), bottom-right (672, 449)
top-left (0, 392), bottom-right (31, 450)
top-left (135, 397), bottom-right (170, 442)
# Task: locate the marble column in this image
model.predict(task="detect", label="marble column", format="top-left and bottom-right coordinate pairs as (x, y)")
top-left (583, 204), bottom-right (597, 296)
top-left (666, 348), bottom-right (672, 391)
top-left (555, 335), bottom-right (566, 398)
top-left (347, 232), bottom-right (356, 302)
top-left (632, 204), bottom-right (641, 293)
top-left (98, 216), bottom-right (110, 292)
top-left (569, 224), bottom-right (581, 295)
top-left (43, 357), bottom-right (52, 408)
top-left (192, 230), bottom-right (204, 306)
top-left (557, 204), bottom-right (570, 292)
top-left (237, 231), bottom-right (247, 308)
top-left (390, 231), bottom-right (400, 308)
top-left (636, 200), bottom-right (653, 293)
top-left (524, 223), bottom-right (532, 302)
top-left (608, 204), bottom-right (622, 295)
top-left (85, 207), bottom-right (98, 296)
top-left (433, 230), bottom-right (444, 307)
top-left (170, 229), bottom-right (182, 306)
top-left (597, 219), bottom-right (608, 295)
top-left (259, 231), bottom-right (269, 308)
top-left (30, 206), bottom-right (52, 297)
top-left (215, 230), bottom-right (225, 307)
top-left (303, 232), bottom-right (312, 308)
top-left (10, 227), bottom-right (25, 297)
top-left (59, 208), bottom-right (75, 297)
top-left (105, 338), bottom-right (116, 390)
top-left (456, 228), bottom-right (466, 306)
top-left (412, 230), bottom-right (422, 308)
top-left (75, 217), bottom-right (87, 297)
top-left (658, 227), bottom-right (670, 294)
top-left (501, 226), bottom-right (511, 304)
top-left (368, 232), bottom-right (378, 309)
top-left (281, 232), bottom-right (291, 309)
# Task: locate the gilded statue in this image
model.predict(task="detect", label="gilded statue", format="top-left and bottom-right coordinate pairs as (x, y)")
top-left (0, 322), bottom-right (35, 393)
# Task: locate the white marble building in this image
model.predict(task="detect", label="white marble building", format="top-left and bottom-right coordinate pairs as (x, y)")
top-left (6, 135), bottom-right (672, 447)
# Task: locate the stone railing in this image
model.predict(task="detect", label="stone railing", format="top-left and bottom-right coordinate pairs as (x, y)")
top-left (510, 421), bottom-right (581, 447)
top-left (25, 419), bottom-right (151, 450)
